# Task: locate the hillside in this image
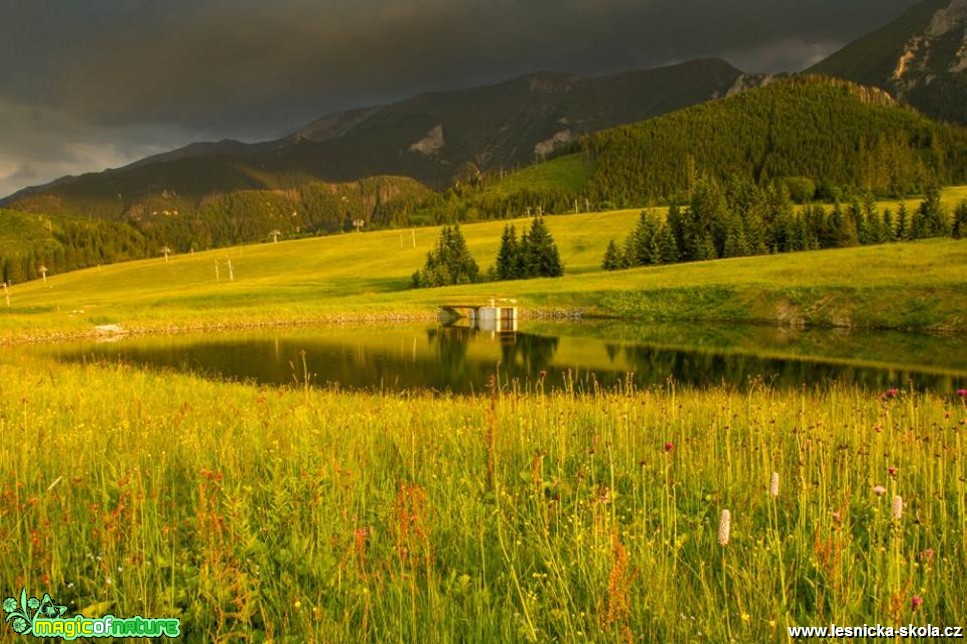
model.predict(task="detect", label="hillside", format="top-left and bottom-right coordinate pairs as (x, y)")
top-left (808, 0), bottom-right (967, 124)
top-left (1, 208), bottom-right (965, 341)
top-left (467, 76), bottom-right (967, 214)
top-left (0, 176), bottom-right (433, 284)
top-left (586, 76), bottom-right (967, 203)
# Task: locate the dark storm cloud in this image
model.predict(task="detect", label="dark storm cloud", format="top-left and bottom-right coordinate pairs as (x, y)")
top-left (0, 0), bottom-right (920, 197)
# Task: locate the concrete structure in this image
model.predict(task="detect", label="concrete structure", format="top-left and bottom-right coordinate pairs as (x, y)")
top-left (440, 299), bottom-right (518, 332)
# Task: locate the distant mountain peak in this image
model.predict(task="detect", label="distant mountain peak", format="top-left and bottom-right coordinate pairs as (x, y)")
top-left (809, 0), bottom-right (967, 123)
top-left (925, 0), bottom-right (967, 37)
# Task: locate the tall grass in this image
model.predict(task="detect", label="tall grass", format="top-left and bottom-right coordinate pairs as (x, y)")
top-left (1, 356), bottom-right (964, 640)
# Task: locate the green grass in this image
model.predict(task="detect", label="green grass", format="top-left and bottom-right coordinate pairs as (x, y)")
top-left (1, 357), bottom-right (964, 640)
top-left (480, 155), bottom-right (594, 199)
top-left (1, 199), bottom-right (966, 340)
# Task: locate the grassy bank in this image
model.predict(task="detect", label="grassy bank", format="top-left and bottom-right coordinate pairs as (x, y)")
top-left (1, 357), bottom-right (964, 640)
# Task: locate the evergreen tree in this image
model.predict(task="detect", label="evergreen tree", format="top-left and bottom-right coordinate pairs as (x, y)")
top-left (658, 223), bottom-right (680, 263)
top-left (915, 187), bottom-right (949, 238)
top-left (412, 224), bottom-right (479, 287)
top-left (666, 203), bottom-right (685, 257)
top-left (628, 212), bottom-right (663, 265)
top-left (722, 211), bottom-right (750, 258)
top-left (765, 183), bottom-right (796, 253)
top-left (828, 201), bottom-right (858, 247)
top-left (896, 203), bottom-right (911, 241)
top-left (859, 192), bottom-right (880, 245)
top-left (602, 240), bottom-right (622, 271)
top-left (694, 234), bottom-right (718, 261)
top-left (682, 180), bottom-right (727, 260)
top-left (952, 201), bottom-right (967, 239)
top-left (495, 225), bottom-right (520, 280)
top-left (882, 208), bottom-right (895, 243)
top-left (519, 217), bottom-right (563, 278)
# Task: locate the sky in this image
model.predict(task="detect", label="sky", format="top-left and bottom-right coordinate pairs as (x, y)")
top-left (0, 0), bottom-right (921, 199)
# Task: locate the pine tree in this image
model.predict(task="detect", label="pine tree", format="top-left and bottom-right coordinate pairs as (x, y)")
top-left (952, 201), bottom-right (967, 239)
top-left (602, 240), bottom-right (622, 271)
top-left (882, 208), bottom-right (895, 242)
top-left (412, 224), bottom-right (479, 287)
top-left (915, 187), bottom-right (949, 238)
top-left (496, 224), bottom-right (520, 280)
top-left (519, 217), bottom-right (563, 278)
top-left (828, 201), bottom-right (858, 247)
top-left (896, 203), bottom-right (910, 241)
top-left (658, 223), bottom-right (680, 263)
top-left (721, 209), bottom-right (750, 257)
top-left (629, 212), bottom-right (662, 265)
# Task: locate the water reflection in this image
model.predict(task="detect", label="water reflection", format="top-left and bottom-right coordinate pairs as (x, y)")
top-left (37, 323), bottom-right (967, 394)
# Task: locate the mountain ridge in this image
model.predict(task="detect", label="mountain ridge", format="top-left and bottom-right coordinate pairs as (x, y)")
top-left (1, 58), bottom-right (762, 211)
top-left (808, 0), bottom-right (967, 123)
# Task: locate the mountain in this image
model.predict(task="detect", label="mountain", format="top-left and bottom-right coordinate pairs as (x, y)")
top-left (808, 0), bottom-right (967, 124)
top-left (462, 76), bottom-right (967, 215)
top-left (1, 59), bottom-right (765, 220)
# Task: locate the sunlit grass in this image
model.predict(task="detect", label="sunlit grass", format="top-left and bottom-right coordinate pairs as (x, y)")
top-left (1, 189), bottom-right (966, 340)
top-left (1, 357), bottom-right (964, 640)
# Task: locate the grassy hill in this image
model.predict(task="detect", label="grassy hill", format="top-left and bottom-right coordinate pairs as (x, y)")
top-left (1, 204), bottom-right (965, 341)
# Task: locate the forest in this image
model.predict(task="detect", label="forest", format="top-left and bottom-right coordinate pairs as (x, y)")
top-left (603, 180), bottom-right (967, 271)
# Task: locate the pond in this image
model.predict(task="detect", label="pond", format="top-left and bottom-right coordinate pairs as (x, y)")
top-left (28, 321), bottom-right (967, 394)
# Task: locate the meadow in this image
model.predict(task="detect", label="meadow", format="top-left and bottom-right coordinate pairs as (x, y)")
top-left (1, 191), bottom-right (966, 641)
top-left (1, 194), bottom-right (966, 342)
top-left (1, 355), bottom-right (964, 641)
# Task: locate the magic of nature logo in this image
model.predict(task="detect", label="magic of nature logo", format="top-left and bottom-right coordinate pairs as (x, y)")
top-left (3, 588), bottom-right (180, 640)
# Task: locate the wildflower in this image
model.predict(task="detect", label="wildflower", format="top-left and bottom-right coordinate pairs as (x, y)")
top-left (885, 388), bottom-right (899, 398)
top-left (770, 472), bottom-right (780, 497)
top-left (663, 441), bottom-right (674, 453)
top-left (920, 548), bottom-right (935, 563)
top-left (832, 510), bottom-right (842, 524)
top-left (911, 596), bottom-right (923, 610)
top-left (957, 389), bottom-right (967, 397)
top-left (741, 612), bottom-right (751, 623)
top-left (873, 485), bottom-right (887, 496)
top-left (538, 370), bottom-right (547, 379)
top-left (888, 466), bottom-right (897, 478)
top-left (893, 495), bottom-right (903, 520)
top-left (718, 509), bottom-right (731, 546)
